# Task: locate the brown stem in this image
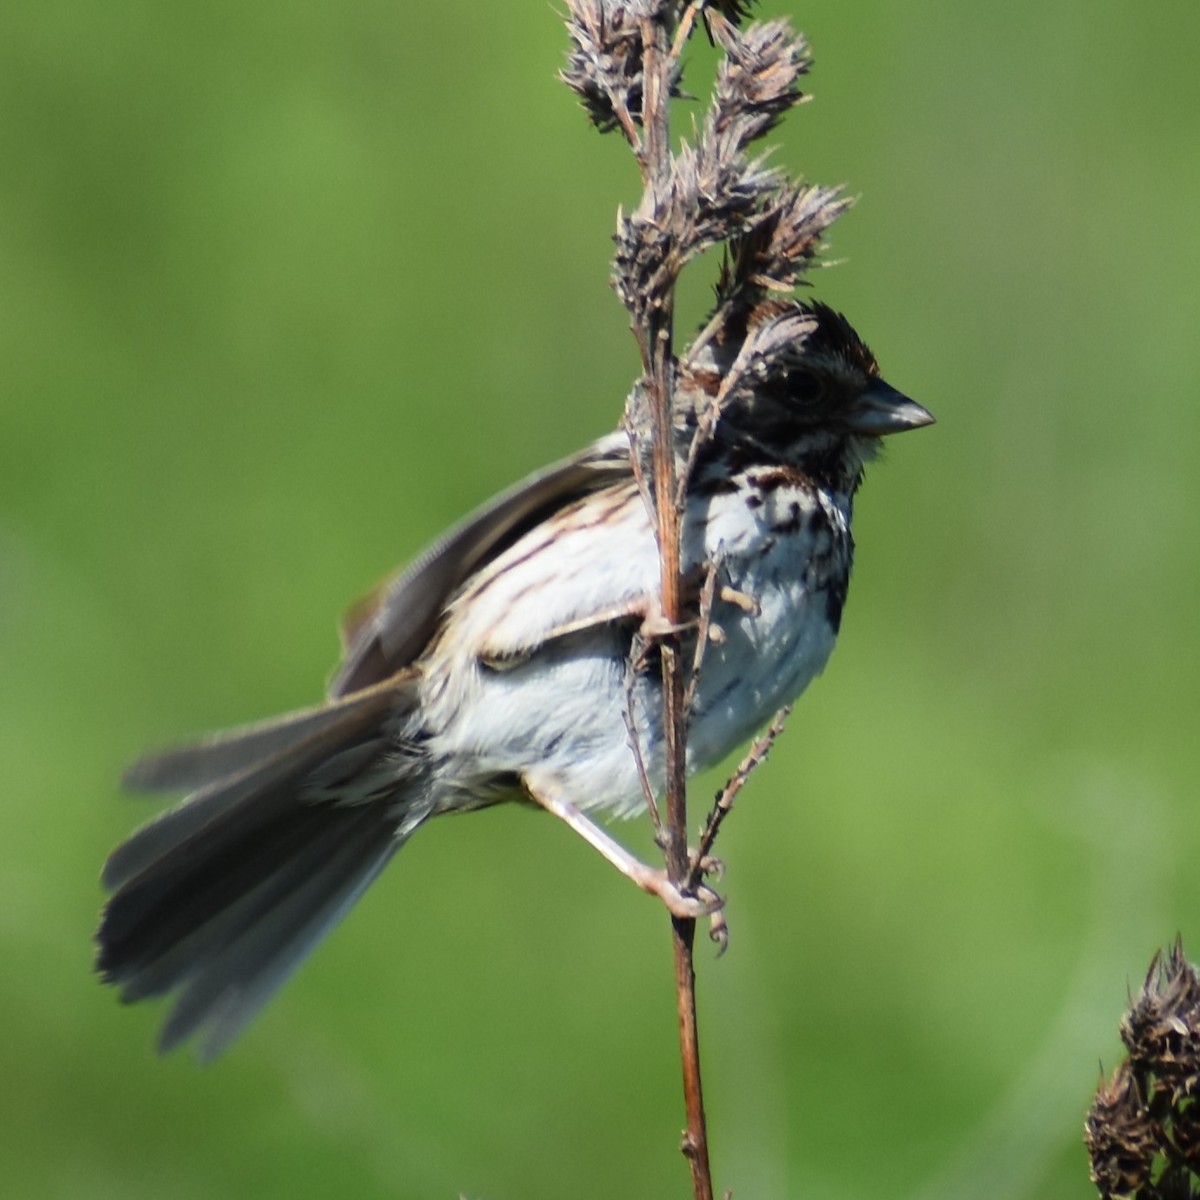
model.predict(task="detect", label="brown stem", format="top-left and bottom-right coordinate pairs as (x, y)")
top-left (639, 12), bottom-right (715, 1200)
top-left (673, 915), bottom-right (713, 1200)
top-left (686, 705), bottom-right (793, 893)
top-left (623, 637), bottom-right (663, 837)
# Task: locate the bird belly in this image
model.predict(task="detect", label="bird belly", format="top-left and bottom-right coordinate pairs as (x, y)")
top-left (420, 481), bottom-right (851, 818)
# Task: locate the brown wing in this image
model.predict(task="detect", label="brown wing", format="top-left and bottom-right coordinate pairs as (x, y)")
top-left (329, 433), bottom-right (631, 697)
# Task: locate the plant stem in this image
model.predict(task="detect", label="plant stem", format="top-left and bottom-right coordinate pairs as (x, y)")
top-left (640, 11), bottom-right (714, 1199)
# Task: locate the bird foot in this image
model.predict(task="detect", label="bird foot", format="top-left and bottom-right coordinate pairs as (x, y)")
top-left (634, 866), bottom-right (724, 921)
top-left (692, 853), bottom-right (724, 880)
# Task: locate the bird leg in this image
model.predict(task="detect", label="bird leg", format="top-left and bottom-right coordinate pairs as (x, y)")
top-left (523, 777), bottom-right (723, 921)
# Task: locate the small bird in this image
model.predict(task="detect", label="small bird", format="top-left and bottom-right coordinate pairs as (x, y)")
top-left (96, 299), bottom-right (932, 1057)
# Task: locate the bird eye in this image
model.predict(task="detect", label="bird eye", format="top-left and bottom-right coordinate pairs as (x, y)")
top-left (787, 369), bottom-right (823, 404)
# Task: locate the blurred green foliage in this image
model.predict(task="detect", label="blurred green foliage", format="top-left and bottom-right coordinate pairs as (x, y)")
top-left (3, 1), bottom-right (1199, 1197)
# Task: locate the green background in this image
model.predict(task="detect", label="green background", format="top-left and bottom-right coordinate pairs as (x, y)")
top-left (3, 1), bottom-right (1198, 1196)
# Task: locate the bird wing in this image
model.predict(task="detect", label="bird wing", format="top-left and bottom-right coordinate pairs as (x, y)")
top-left (330, 433), bottom-right (633, 696)
top-left (441, 464), bottom-right (671, 667)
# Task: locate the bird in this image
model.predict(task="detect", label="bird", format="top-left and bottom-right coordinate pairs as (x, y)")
top-left (96, 298), bottom-right (933, 1058)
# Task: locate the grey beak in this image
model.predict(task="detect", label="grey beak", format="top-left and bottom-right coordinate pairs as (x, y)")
top-left (844, 379), bottom-right (935, 436)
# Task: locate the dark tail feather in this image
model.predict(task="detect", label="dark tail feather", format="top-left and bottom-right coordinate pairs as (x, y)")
top-left (97, 677), bottom-right (429, 1059)
top-left (120, 677), bottom-right (405, 795)
top-left (103, 680), bottom-right (401, 892)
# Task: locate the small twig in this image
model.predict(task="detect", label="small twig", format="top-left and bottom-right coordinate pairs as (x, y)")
top-left (686, 705), bottom-right (793, 893)
top-left (621, 408), bottom-right (657, 534)
top-left (675, 349), bottom-right (756, 511)
top-left (682, 560), bottom-right (721, 717)
top-left (614, 101), bottom-right (644, 154)
top-left (679, 305), bottom-right (822, 511)
top-left (682, 296), bottom-right (736, 369)
top-left (669, 1), bottom-right (705, 61)
top-left (623, 637), bottom-right (664, 836)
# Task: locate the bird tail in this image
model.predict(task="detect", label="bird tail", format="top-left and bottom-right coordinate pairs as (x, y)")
top-left (96, 675), bottom-right (427, 1059)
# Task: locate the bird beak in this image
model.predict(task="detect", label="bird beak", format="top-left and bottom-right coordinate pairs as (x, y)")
top-left (844, 379), bottom-right (935, 436)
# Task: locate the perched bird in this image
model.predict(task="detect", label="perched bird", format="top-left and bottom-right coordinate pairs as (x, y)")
top-left (96, 299), bottom-right (932, 1058)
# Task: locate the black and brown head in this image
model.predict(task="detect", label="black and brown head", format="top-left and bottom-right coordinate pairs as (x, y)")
top-left (756, 299), bottom-right (931, 436)
top-left (691, 299), bottom-right (933, 486)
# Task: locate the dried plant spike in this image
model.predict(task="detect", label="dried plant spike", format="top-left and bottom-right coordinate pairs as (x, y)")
top-left (561, 1), bottom-right (646, 141)
top-left (704, 0), bottom-right (758, 26)
top-left (1085, 1061), bottom-right (1156, 1200)
top-left (1088, 941), bottom-right (1200, 1198)
top-left (676, 140), bottom-right (782, 253)
top-left (596, 9), bottom-right (852, 409)
top-left (716, 183), bottom-right (852, 306)
top-left (561, 0), bottom-right (685, 146)
top-left (1120, 939), bottom-right (1200, 1088)
top-left (708, 14), bottom-right (813, 148)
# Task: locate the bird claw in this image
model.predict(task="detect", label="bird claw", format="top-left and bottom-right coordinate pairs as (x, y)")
top-left (635, 851), bottom-right (728, 942)
top-left (708, 907), bottom-right (730, 956)
top-left (640, 869), bottom-right (724, 921)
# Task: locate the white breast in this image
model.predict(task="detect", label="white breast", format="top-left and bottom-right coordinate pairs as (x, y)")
top-left (419, 473), bottom-right (852, 817)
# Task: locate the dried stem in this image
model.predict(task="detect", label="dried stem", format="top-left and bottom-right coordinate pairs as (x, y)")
top-left (559, 2), bottom-right (847, 1195)
top-left (682, 562), bottom-right (721, 717)
top-left (624, 638), bottom-right (664, 836)
top-left (687, 705), bottom-right (792, 894)
top-left (637, 11), bottom-right (713, 1197)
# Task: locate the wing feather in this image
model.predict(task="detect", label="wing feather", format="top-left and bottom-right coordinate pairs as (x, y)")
top-left (330, 434), bottom-right (630, 696)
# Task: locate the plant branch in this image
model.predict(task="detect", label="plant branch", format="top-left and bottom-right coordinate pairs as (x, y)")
top-left (686, 705), bottom-right (792, 894)
top-left (638, 11), bottom-right (714, 1198)
top-left (559, 3), bottom-right (848, 1195)
top-left (623, 636), bottom-right (664, 837)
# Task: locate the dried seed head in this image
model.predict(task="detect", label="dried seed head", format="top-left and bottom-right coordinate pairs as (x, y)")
top-left (1087, 942), bottom-right (1200, 1198)
top-left (1122, 941), bottom-right (1200, 1103)
top-left (562, 0), bottom-right (682, 138)
top-left (716, 183), bottom-right (851, 305)
top-left (709, 15), bottom-right (813, 148)
top-left (605, 11), bottom-right (845, 344)
top-left (1086, 1061), bottom-right (1157, 1200)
